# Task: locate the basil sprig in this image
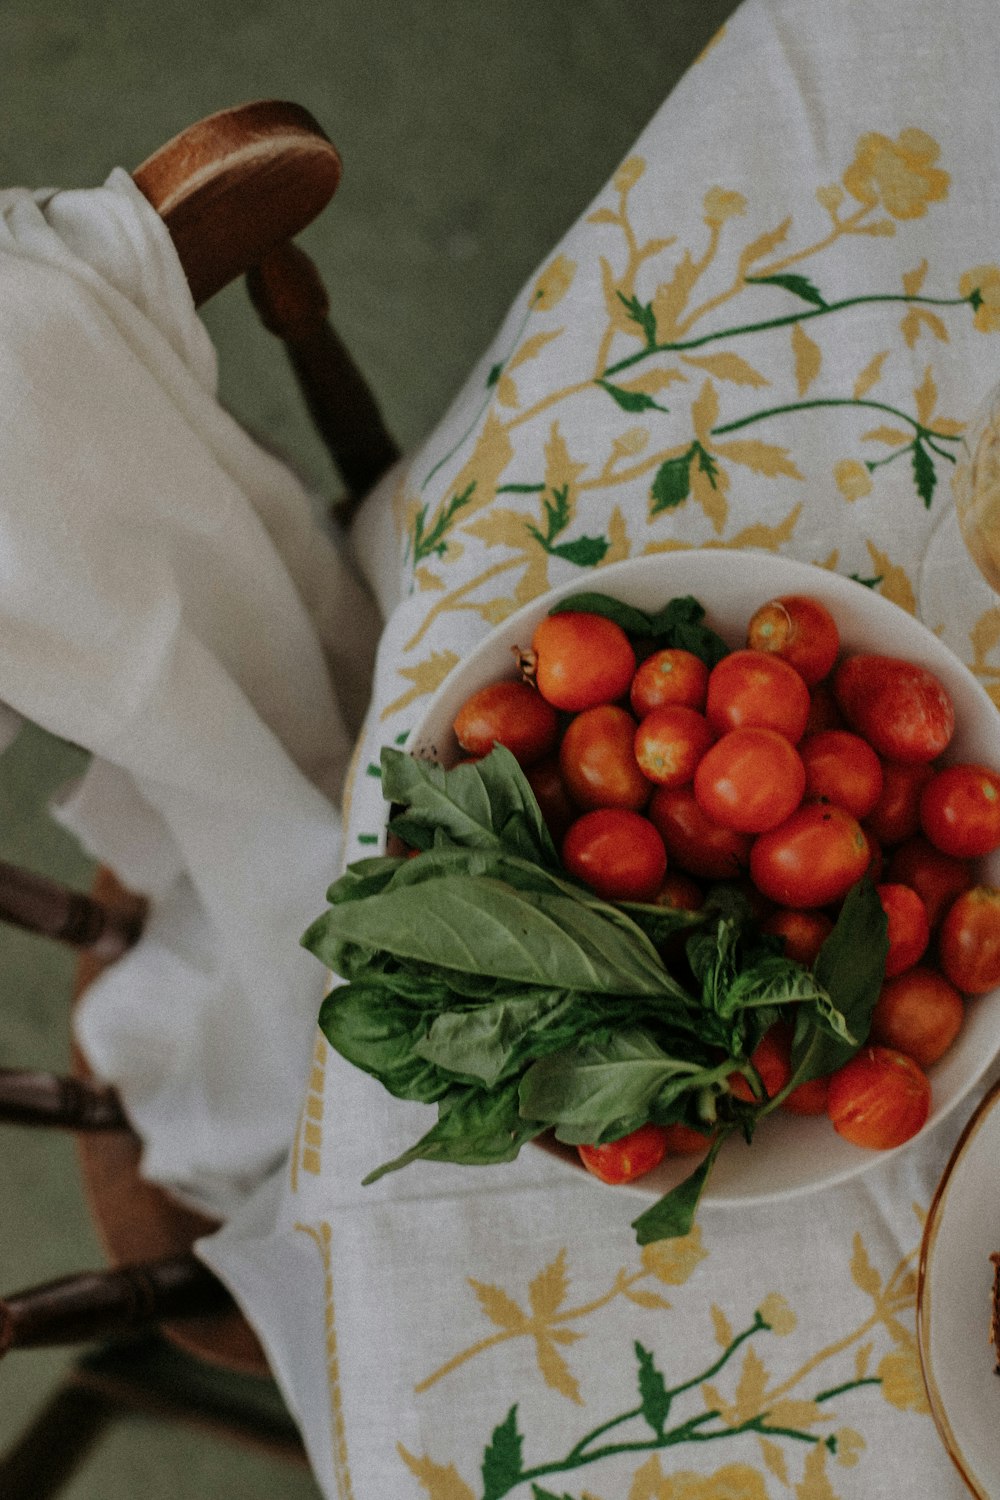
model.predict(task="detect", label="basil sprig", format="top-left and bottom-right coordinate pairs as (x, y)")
top-left (302, 744), bottom-right (887, 1244)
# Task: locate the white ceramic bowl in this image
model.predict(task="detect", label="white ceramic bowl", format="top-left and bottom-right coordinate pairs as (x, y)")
top-left (407, 550), bottom-right (1000, 1206)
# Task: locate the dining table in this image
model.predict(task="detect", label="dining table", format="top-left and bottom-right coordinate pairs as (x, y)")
top-left (61, 0), bottom-right (1000, 1494)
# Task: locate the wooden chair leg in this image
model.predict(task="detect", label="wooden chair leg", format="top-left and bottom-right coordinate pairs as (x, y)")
top-left (0, 860), bottom-right (147, 958)
top-left (75, 1337), bottom-right (308, 1465)
top-left (247, 241), bottom-right (401, 517)
top-left (0, 1255), bottom-right (233, 1354)
top-left (0, 1069), bottom-right (127, 1130)
top-left (0, 1376), bottom-right (116, 1500)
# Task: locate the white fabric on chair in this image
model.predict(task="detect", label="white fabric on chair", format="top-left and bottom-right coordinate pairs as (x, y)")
top-left (0, 169), bottom-right (380, 1216)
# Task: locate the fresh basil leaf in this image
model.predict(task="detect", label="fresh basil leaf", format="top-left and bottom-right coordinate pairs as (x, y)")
top-left (617, 899), bottom-right (708, 948)
top-left (323, 855), bottom-right (410, 904)
top-left (362, 1081), bottom-right (545, 1183)
top-left (630, 1131), bottom-right (730, 1244)
top-left (415, 989), bottom-right (579, 1087)
top-left (789, 876), bottom-right (889, 1085)
top-left (381, 745), bottom-right (558, 866)
top-left (319, 983), bottom-right (453, 1103)
top-left (519, 1029), bottom-right (709, 1145)
top-left (645, 595), bottom-right (730, 666)
top-left (546, 591), bottom-right (656, 637)
top-left (308, 875), bottom-right (677, 995)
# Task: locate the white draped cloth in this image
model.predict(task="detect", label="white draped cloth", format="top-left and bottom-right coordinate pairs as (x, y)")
top-left (0, 169), bottom-right (379, 1216)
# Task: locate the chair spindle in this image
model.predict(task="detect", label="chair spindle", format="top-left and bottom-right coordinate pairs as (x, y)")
top-left (0, 860), bottom-right (146, 956)
top-left (0, 1069), bottom-right (127, 1130)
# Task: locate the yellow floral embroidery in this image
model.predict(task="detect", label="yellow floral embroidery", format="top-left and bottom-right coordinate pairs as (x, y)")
top-left (533, 253), bottom-right (577, 311)
top-left (842, 128), bottom-right (950, 220)
top-left (960, 263), bottom-right (1000, 332)
top-left (834, 459), bottom-right (873, 501)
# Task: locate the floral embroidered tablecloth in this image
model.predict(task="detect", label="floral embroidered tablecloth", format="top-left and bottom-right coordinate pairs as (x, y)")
top-left (201, 1), bottom-right (1000, 1494)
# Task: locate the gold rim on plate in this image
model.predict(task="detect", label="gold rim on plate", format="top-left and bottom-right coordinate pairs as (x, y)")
top-left (917, 1075), bottom-right (1000, 1498)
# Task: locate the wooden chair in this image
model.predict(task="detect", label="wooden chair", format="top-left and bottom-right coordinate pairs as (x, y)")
top-left (0, 99), bottom-right (400, 1495)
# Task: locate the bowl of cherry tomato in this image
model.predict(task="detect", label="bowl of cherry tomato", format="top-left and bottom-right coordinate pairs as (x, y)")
top-left (404, 549), bottom-right (1000, 1209)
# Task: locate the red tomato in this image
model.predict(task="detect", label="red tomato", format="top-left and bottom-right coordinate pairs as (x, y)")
top-left (760, 908), bottom-right (834, 966)
top-left (729, 1024), bottom-right (792, 1103)
top-left (919, 763), bottom-right (1000, 859)
top-left (453, 679), bottom-right (558, 765)
top-left (782, 1075), bottom-right (831, 1117)
top-left (630, 648), bottom-right (708, 717)
top-left (530, 611), bottom-right (636, 712)
top-left (577, 1123), bottom-right (668, 1184)
top-left (660, 1122), bottom-right (714, 1154)
top-left (804, 681), bottom-right (845, 735)
top-left (705, 650), bottom-right (811, 742)
top-left (746, 594), bottom-right (840, 686)
top-left (693, 727), bottom-right (805, 834)
top-left (749, 802), bottom-right (870, 908)
top-left (561, 808), bottom-right (667, 902)
top-left (653, 871), bottom-right (705, 911)
top-left (633, 705), bottom-right (714, 788)
top-left (876, 882), bottom-right (930, 977)
top-left (648, 785), bottom-right (753, 880)
top-left (860, 826), bottom-right (884, 884)
top-left (869, 966), bottom-right (964, 1068)
top-left (865, 759), bottom-right (935, 846)
top-left (798, 730), bottom-right (883, 820)
top-left (887, 836), bottom-right (973, 928)
top-left (559, 705), bottom-right (651, 811)
top-left (938, 885), bottom-right (1000, 994)
top-left (827, 1046), bottom-right (931, 1149)
top-left (524, 755), bottom-right (576, 843)
top-left (833, 655), bottom-right (955, 764)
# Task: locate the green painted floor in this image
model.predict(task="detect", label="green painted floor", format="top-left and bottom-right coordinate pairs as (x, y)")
top-left (0, 2), bottom-right (739, 1493)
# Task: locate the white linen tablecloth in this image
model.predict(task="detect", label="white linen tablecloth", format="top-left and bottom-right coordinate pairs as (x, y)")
top-left (206, 0), bottom-right (1000, 1491)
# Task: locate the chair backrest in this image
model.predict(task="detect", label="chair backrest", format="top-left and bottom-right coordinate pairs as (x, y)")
top-left (0, 99), bottom-right (394, 1378)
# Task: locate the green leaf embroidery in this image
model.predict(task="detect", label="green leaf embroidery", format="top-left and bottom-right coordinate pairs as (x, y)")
top-left (650, 449), bottom-right (694, 515)
top-left (411, 481), bottom-right (477, 564)
top-left (547, 535), bottom-right (610, 567)
top-left (912, 439), bottom-right (937, 507)
top-left (746, 272), bottom-right (828, 308)
top-left (636, 1340), bottom-right (671, 1436)
top-left (482, 1405), bottom-right (524, 1500)
top-left (596, 377), bottom-right (668, 412)
top-left (615, 290), bottom-right (657, 346)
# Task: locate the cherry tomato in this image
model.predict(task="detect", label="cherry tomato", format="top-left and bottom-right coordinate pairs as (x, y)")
top-left (938, 885), bottom-right (1000, 994)
top-left (804, 681), bottom-right (845, 735)
top-left (729, 1024), bottom-right (792, 1103)
top-left (876, 883), bottom-right (930, 977)
top-left (798, 730), bottom-right (883, 820)
top-left (525, 755), bottom-right (576, 843)
top-left (826, 1045), bottom-right (931, 1149)
top-left (865, 759), bottom-right (935, 846)
top-left (919, 763), bottom-right (1000, 859)
top-left (760, 908), bottom-right (834, 966)
top-left (869, 966), bottom-right (964, 1068)
top-left (705, 649), bottom-right (811, 742)
top-left (749, 802), bottom-right (870, 908)
top-left (782, 1075), bottom-right (831, 1117)
top-left (693, 727), bottom-right (805, 834)
top-left (746, 594), bottom-right (840, 686)
top-left (887, 836), bottom-right (973, 928)
top-left (453, 679), bottom-right (558, 765)
top-left (653, 871), bottom-right (705, 911)
top-left (561, 808), bottom-right (667, 902)
top-left (660, 1122), bottom-right (714, 1154)
top-left (633, 705), bottom-right (714, 788)
top-left (577, 1123), bottom-right (668, 1184)
top-left (630, 648), bottom-right (708, 717)
top-left (530, 611), bottom-right (636, 712)
top-left (648, 785), bottom-right (753, 880)
top-left (559, 705), bottom-right (651, 811)
top-left (833, 655), bottom-right (955, 764)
